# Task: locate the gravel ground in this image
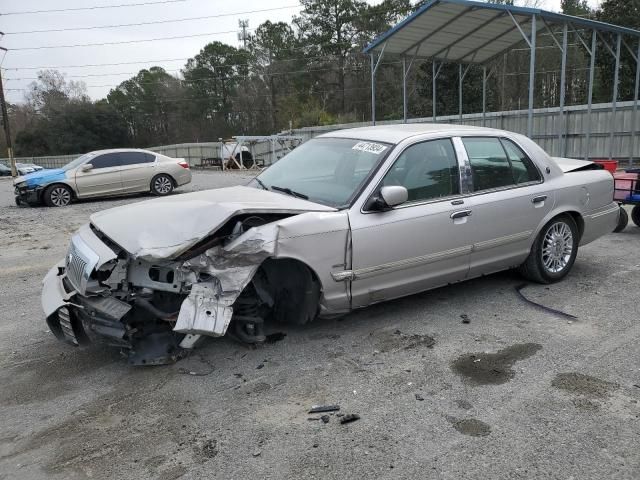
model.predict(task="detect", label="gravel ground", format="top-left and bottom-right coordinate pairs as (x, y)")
top-left (0, 172), bottom-right (639, 480)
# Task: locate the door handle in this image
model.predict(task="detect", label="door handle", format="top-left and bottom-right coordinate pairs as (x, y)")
top-left (532, 195), bottom-right (547, 203)
top-left (450, 209), bottom-right (472, 219)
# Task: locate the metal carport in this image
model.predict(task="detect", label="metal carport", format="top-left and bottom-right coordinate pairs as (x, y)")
top-left (364, 0), bottom-right (640, 161)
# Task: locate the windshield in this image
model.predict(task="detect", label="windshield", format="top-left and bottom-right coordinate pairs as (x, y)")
top-left (61, 152), bottom-right (97, 171)
top-left (251, 137), bottom-right (392, 207)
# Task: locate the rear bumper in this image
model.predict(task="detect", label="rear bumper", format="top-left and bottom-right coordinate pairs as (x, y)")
top-left (581, 202), bottom-right (619, 245)
top-left (175, 169), bottom-right (192, 187)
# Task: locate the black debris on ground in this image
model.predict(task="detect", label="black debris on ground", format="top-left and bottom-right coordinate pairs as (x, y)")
top-left (460, 314), bottom-right (470, 324)
top-left (265, 332), bottom-right (286, 343)
top-left (340, 414), bottom-right (360, 424)
top-left (515, 283), bottom-right (577, 320)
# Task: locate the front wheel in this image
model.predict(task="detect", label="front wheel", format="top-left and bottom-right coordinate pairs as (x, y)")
top-left (44, 184), bottom-right (72, 207)
top-left (151, 174), bottom-right (174, 196)
top-left (519, 215), bottom-right (579, 284)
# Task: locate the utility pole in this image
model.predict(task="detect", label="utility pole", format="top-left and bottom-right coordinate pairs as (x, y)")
top-left (237, 19), bottom-right (249, 49)
top-left (0, 45), bottom-right (16, 177)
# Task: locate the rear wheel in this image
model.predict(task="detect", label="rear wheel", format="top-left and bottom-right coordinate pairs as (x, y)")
top-left (519, 215), bottom-right (579, 284)
top-left (44, 184), bottom-right (72, 207)
top-left (613, 207), bottom-right (628, 232)
top-left (631, 205), bottom-right (640, 227)
top-left (151, 174), bottom-right (174, 196)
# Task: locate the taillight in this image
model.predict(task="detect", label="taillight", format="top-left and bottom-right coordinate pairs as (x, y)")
top-left (178, 161), bottom-right (189, 169)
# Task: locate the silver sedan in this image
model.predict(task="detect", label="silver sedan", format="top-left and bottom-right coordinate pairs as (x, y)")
top-left (42, 124), bottom-right (618, 364)
top-left (14, 148), bottom-right (192, 207)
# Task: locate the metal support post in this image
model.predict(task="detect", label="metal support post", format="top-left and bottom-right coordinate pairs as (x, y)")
top-left (631, 40), bottom-right (640, 167)
top-left (402, 56), bottom-right (408, 123)
top-left (609, 33), bottom-right (621, 161)
top-left (459, 64), bottom-right (463, 121)
top-left (458, 63), bottom-right (472, 122)
top-left (370, 53), bottom-right (376, 125)
top-left (527, 15), bottom-right (537, 138)
top-left (558, 23), bottom-right (568, 157)
top-left (370, 43), bottom-right (386, 125)
top-left (0, 65), bottom-right (16, 177)
top-left (433, 61), bottom-right (437, 121)
top-left (432, 61), bottom-right (443, 122)
top-left (482, 66), bottom-right (487, 127)
top-left (585, 30), bottom-right (597, 161)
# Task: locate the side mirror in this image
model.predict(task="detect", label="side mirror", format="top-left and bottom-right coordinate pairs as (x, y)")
top-left (366, 185), bottom-right (408, 211)
top-left (380, 185), bottom-right (408, 207)
top-left (81, 164), bottom-right (93, 172)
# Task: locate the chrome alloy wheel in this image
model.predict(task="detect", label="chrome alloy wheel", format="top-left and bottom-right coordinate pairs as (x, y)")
top-left (50, 186), bottom-right (71, 206)
top-left (541, 221), bottom-right (573, 274)
top-left (154, 176), bottom-right (172, 194)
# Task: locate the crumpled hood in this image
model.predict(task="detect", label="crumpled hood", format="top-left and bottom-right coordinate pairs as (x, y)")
top-left (17, 168), bottom-right (67, 187)
top-left (90, 185), bottom-right (336, 260)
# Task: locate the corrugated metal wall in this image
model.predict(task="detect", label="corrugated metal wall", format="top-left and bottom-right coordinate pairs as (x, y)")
top-left (3, 100), bottom-right (638, 168)
top-left (290, 100), bottom-right (640, 165)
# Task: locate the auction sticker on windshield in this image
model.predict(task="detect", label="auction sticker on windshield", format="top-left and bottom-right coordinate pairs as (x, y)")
top-left (352, 142), bottom-right (388, 154)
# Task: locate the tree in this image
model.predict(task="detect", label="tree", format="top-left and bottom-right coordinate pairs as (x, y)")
top-left (107, 67), bottom-right (184, 146)
top-left (596, 0), bottom-right (640, 102)
top-left (15, 70), bottom-right (128, 156)
top-left (182, 41), bottom-right (251, 139)
top-left (294, 0), bottom-right (368, 113)
top-left (249, 21), bottom-right (300, 132)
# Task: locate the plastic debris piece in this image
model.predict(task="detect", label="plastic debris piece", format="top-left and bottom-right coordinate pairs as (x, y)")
top-left (309, 404), bottom-right (340, 414)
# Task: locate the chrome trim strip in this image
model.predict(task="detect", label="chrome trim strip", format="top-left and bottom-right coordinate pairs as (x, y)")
top-left (333, 229), bottom-right (533, 282)
top-left (332, 244), bottom-right (473, 281)
top-left (586, 205), bottom-right (619, 219)
top-left (472, 230), bottom-right (533, 252)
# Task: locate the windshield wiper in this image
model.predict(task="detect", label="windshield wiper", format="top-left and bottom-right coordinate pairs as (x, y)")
top-left (270, 185), bottom-right (309, 200)
top-left (254, 177), bottom-right (268, 190)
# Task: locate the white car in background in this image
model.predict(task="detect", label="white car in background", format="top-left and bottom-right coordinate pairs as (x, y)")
top-left (14, 149), bottom-right (192, 207)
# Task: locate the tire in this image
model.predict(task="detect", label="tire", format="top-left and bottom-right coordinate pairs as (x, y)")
top-left (44, 184), bottom-right (72, 207)
top-left (613, 207), bottom-right (628, 232)
top-left (151, 174), bottom-right (174, 196)
top-left (631, 205), bottom-right (640, 228)
top-left (518, 214), bottom-right (579, 284)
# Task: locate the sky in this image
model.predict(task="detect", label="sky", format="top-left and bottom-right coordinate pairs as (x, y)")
top-left (0, 0), bottom-right (602, 104)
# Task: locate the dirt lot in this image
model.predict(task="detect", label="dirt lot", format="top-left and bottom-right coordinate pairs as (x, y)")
top-left (1, 172), bottom-right (639, 479)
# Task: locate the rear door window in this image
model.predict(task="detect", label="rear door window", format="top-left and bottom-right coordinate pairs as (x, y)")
top-left (120, 152), bottom-right (155, 166)
top-left (462, 137), bottom-right (514, 191)
top-left (89, 153), bottom-right (121, 169)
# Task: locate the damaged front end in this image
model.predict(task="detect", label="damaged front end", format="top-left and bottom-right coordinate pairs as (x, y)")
top-left (42, 214), bottom-right (298, 365)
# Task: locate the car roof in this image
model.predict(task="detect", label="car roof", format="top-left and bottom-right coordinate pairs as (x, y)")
top-left (86, 148), bottom-right (158, 155)
top-left (317, 123), bottom-right (514, 144)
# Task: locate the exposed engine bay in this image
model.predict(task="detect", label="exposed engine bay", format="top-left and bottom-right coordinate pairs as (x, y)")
top-left (44, 213), bottom-right (325, 365)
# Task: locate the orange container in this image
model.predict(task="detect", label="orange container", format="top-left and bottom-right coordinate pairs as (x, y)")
top-left (593, 159), bottom-right (618, 173)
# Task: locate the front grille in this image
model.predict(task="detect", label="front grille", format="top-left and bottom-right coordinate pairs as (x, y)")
top-left (58, 307), bottom-right (78, 345)
top-left (65, 241), bottom-right (88, 292)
